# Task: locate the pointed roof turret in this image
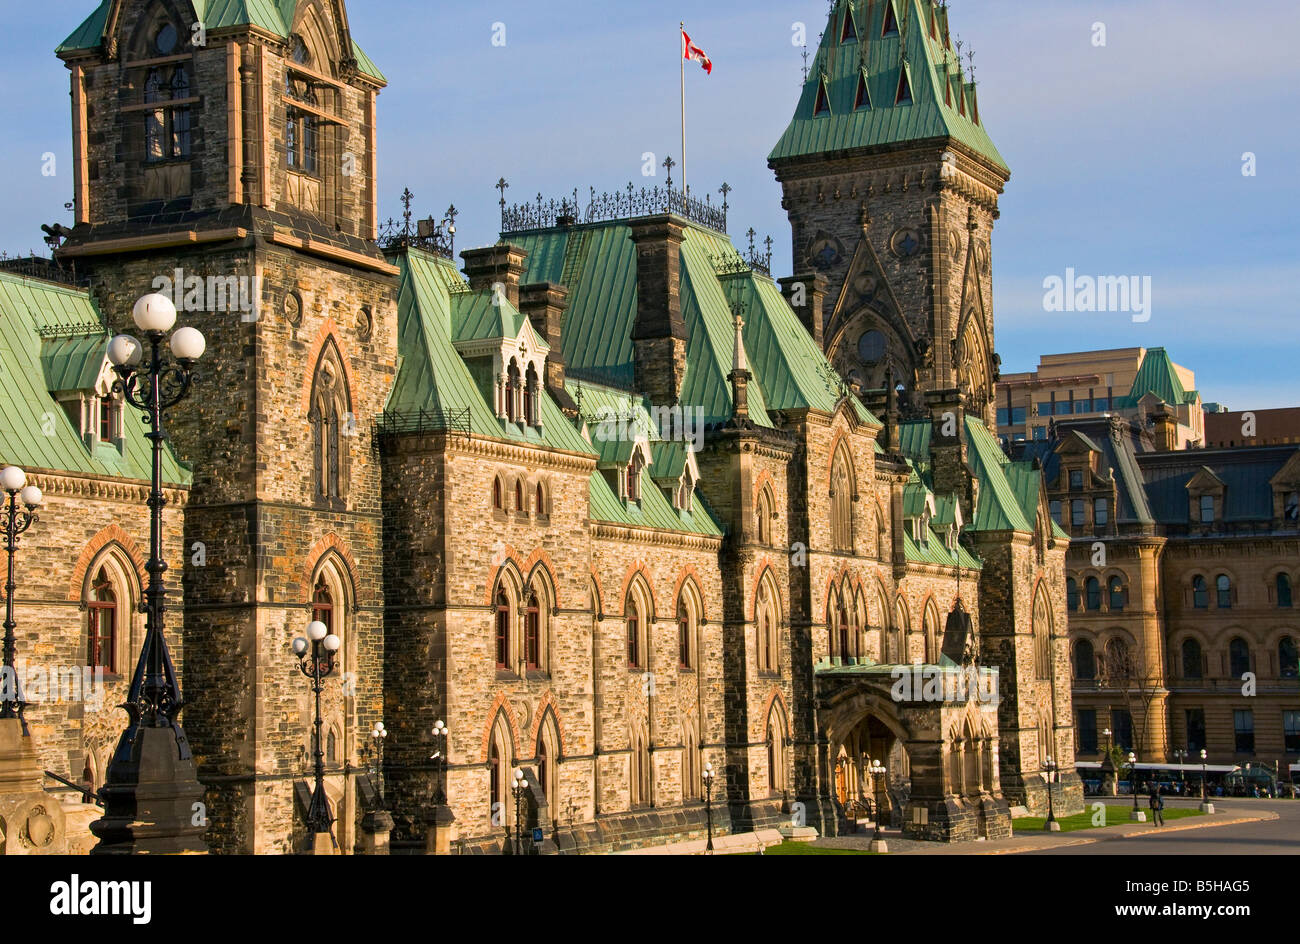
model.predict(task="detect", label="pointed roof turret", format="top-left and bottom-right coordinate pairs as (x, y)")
top-left (769, 0), bottom-right (1006, 176)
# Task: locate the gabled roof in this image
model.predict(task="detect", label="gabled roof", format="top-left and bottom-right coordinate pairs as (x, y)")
top-left (58, 1), bottom-right (385, 81)
top-left (769, 0), bottom-right (1007, 174)
top-left (0, 272), bottom-right (189, 485)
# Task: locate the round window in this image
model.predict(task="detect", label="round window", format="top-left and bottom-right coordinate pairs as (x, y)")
top-left (155, 24), bottom-right (178, 55)
top-left (857, 330), bottom-right (886, 364)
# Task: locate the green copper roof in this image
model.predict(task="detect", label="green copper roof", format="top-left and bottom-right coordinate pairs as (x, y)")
top-left (383, 248), bottom-right (592, 455)
top-left (904, 530), bottom-right (980, 569)
top-left (0, 273), bottom-right (189, 485)
top-left (512, 219), bottom-right (877, 430)
top-left (451, 292), bottom-right (546, 350)
top-left (769, 0), bottom-right (1007, 174)
top-left (58, 1), bottom-right (385, 80)
top-left (586, 468), bottom-right (723, 538)
top-left (1115, 347), bottom-right (1196, 409)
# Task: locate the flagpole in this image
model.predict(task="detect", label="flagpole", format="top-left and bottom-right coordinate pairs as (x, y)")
top-left (680, 21), bottom-right (687, 196)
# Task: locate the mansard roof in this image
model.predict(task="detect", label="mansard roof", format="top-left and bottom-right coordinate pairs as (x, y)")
top-left (1114, 347), bottom-right (1198, 409)
top-left (58, 1), bottom-right (385, 81)
top-left (769, 0), bottom-right (1007, 174)
top-left (0, 272), bottom-right (190, 485)
top-left (509, 216), bottom-right (876, 430)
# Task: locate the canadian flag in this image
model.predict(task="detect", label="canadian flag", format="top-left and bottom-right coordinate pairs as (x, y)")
top-left (682, 29), bottom-right (713, 75)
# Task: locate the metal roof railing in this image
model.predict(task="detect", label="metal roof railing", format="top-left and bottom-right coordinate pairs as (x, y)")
top-left (501, 181), bottom-right (728, 235)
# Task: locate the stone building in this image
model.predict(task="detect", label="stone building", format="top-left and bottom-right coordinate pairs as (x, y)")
top-left (1020, 416), bottom-right (1300, 771)
top-left (0, 0), bottom-right (1080, 853)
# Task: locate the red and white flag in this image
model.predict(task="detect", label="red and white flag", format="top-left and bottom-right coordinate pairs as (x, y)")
top-left (682, 29), bottom-right (713, 75)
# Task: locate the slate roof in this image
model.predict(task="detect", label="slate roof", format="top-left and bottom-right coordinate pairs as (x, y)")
top-left (0, 272), bottom-right (189, 485)
top-left (58, 1), bottom-right (385, 81)
top-left (769, 0), bottom-right (1007, 174)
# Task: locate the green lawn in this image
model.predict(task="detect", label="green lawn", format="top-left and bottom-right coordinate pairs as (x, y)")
top-left (1014, 804), bottom-right (1204, 833)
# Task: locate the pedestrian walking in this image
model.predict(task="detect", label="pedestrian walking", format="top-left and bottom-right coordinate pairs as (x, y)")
top-left (1148, 785), bottom-right (1164, 826)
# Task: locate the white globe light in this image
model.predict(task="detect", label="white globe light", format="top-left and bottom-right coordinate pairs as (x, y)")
top-left (307, 620), bottom-right (328, 642)
top-left (292, 637), bottom-right (309, 656)
top-left (132, 293), bottom-right (177, 333)
top-left (170, 325), bottom-right (206, 361)
top-left (107, 334), bottom-right (143, 368)
top-left (19, 485), bottom-right (42, 508)
top-left (0, 466), bottom-right (26, 492)
top-left (323, 634), bottom-right (341, 652)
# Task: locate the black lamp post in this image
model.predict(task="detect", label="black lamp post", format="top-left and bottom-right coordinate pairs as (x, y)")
top-left (432, 719), bottom-right (448, 803)
top-left (1043, 756), bottom-right (1059, 831)
top-left (869, 758), bottom-right (888, 852)
top-left (511, 766), bottom-right (528, 855)
top-left (1128, 751), bottom-right (1143, 820)
top-left (0, 466), bottom-right (42, 728)
top-left (92, 293), bottom-right (208, 855)
top-left (364, 720), bottom-right (387, 805)
top-left (1199, 748), bottom-right (1215, 812)
top-left (702, 760), bottom-right (715, 853)
top-left (1173, 748), bottom-right (1188, 792)
top-left (293, 618), bottom-right (341, 849)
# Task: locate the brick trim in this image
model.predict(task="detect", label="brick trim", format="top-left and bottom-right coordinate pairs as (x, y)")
top-left (759, 688), bottom-right (789, 736)
top-left (748, 557), bottom-right (781, 623)
top-left (618, 561), bottom-right (656, 619)
top-left (752, 469), bottom-right (775, 508)
top-left (480, 692), bottom-right (522, 762)
top-left (527, 691), bottom-right (567, 757)
top-left (298, 318), bottom-right (359, 418)
top-left (68, 525), bottom-right (147, 602)
top-left (300, 532), bottom-right (358, 601)
top-left (670, 565), bottom-right (706, 622)
top-left (484, 545), bottom-right (527, 606)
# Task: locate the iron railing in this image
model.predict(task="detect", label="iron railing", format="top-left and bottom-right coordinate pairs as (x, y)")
top-left (374, 408), bottom-right (472, 439)
top-left (502, 183), bottom-right (728, 235)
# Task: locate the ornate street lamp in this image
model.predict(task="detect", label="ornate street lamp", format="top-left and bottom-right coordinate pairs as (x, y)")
top-left (869, 758), bottom-right (888, 852)
top-left (0, 466), bottom-right (42, 726)
top-left (1173, 748), bottom-right (1188, 791)
top-left (1199, 748), bottom-right (1214, 813)
top-left (92, 293), bottom-right (207, 854)
top-left (365, 720), bottom-right (387, 805)
top-left (432, 719), bottom-right (448, 803)
top-left (511, 767), bottom-right (528, 855)
top-left (293, 619), bottom-right (341, 850)
top-left (702, 761), bottom-right (715, 853)
top-left (1043, 756), bottom-right (1059, 831)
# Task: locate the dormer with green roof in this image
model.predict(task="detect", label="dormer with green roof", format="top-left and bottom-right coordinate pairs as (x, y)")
top-left (770, 0), bottom-right (1010, 432)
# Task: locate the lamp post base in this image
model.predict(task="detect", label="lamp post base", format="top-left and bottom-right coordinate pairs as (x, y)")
top-left (869, 838), bottom-right (889, 853)
top-left (90, 725), bottom-right (208, 855)
top-left (0, 717), bottom-right (67, 855)
top-left (1043, 820), bottom-right (1061, 832)
top-left (425, 804), bottom-right (456, 855)
top-left (1199, 801), bottom-right (1215, 814)
top-left (1130, 809), bottom-right (1147, 822)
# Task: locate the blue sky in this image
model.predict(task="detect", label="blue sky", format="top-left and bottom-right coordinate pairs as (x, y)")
top-left (4, 1), bottom-right (1298, 408)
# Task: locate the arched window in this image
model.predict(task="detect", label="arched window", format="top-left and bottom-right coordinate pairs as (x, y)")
top-left (1181, 638), bottom-right (1203, 679)
top-left (1032, 590), bottom-right (1052, 680)
top-left (514, 479), bottom-right (525, 514)
top-left (890, 598), bottom-right (908, 665)
top-left (488, 715), bottom-right (513, 826)
top-left (1104, 638), bottom-right (1131, 682)
top-left (629, 725), bottom-right (651, 808)
top-left (1085, 577), bottom-right (1102, 611)
top-left (626, 596), bottom-right (642, 669)
top-left (756, 486), bottom-right (774, 545)
top-left (1192, 575), bottom-right (1209, 609)
top-left (524, 364), bottom-right (539, 426)
top-left (494, 589), bottom-right (511, 669)
top-left (677, 603), bottom-right (691, 669)
top-left (536, 738), bottom-right (548, 799)
top-left (1108, 577), bottom-right (1126, 612)
top-left (1216, 574), bottom-right (1233, 609)
top-left (326, 727), bottom-right (338, 765)
top-left (536, 714), bottom-right (559, 803)
top-left (87, 567), bottom-right (117, 672)
top-left (1066, 577), bottom-right (1079, 612)
top-left (756, 578), bottom-right (779, 674)
top-left (309, 343), bottom-right (350, 506)
top-left (493, 477), bottom-right (503, 511)
top-left (535, 482), bottom-right (547, 518)
top-left (1073, 639), bottom-right (1095, 680)
top-left (830, 443), bottom-right (855, 552)
top-left (285, 37), bottom-right (319, 175)
top-left (1228, 637), bottom-right (1251, 678)
top-left (682, 719), bottom-right (700, 800)
top-left (312, 575), bottom-right (334, 632)
top-left (505, 361), bottom-right (521, 422)
top-left (1276, 574), bottom-right (1292, 608)
top-left (1279, 637), bottom-right (1299, 679)
top-left (835, 600), bottom-right (850, 661)
top-left (766, 708), bottom-right (788, 795)
top-left (626, 452), bottom-right (644, 502)
top-left (525, 591), bottom-right (541, 670)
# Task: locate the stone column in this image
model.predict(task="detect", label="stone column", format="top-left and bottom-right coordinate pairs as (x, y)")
top-left (424, 804), bottom-right (456, 855)
top-left (359, 810), bottom-right (394, 854)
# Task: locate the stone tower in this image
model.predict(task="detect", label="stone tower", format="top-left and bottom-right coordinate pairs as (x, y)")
top-left (56, 0), bottom-right (396, 853)
top-left (769, 0), bottom-right (1009, 427)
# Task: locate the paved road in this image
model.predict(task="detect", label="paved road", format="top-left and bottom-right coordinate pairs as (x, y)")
top-left (1020, 798), bottom-right (1300, 855)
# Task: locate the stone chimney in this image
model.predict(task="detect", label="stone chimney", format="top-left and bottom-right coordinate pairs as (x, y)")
top-left (1153, 405), bottom-right (1178, 452)
top-left (461, 243), bottom-right (529, 308)
top-left (628, 215), bottom-right (688, 406)
top-left (926, 388), bottom-right (973, 511)
top-left (518, 281), bottom-right (578, 416)
top-left (778, 272), bottom-right (828, 345)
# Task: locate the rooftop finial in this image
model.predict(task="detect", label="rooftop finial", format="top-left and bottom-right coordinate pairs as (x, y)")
top-left (730, 301), bottom-right (748, 374)
top-left (496, 177), bottom-right (509, 212)
top-left (663, 155), bottom-right (676, 190)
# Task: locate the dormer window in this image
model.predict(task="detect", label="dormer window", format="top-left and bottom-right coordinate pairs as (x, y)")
top-left (1199, 494), bottom-right (1215, 523)
top-left (626, 454), bottom-right (643, 503)
top-left (99, 395), bottom-right (119, 444)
